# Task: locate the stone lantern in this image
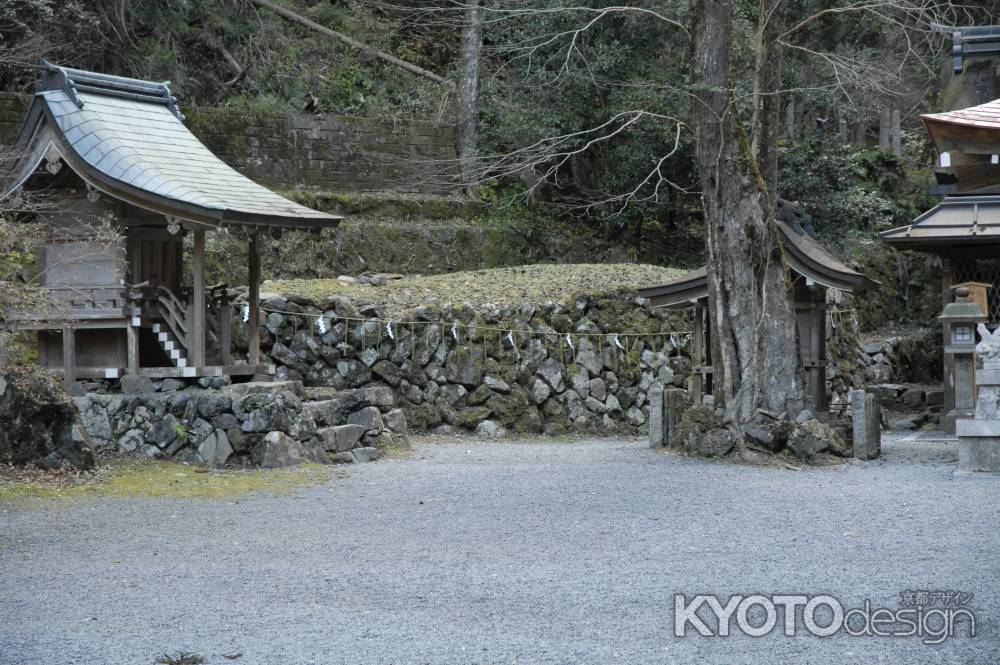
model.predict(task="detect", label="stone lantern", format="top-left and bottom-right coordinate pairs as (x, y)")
top-left (939, 287), bottom-right (987, 433)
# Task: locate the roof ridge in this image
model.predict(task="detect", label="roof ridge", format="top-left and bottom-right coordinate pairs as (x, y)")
top-left (37, 61), bottom-right (184, 122)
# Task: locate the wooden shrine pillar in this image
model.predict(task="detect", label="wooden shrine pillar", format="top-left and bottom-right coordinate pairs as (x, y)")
top-left (942, 258), bottom-right (956, 416)
top-left (690, 301), bottom-right (712, 405)
top-left (190, 229), bottom-right (207, 367)
top-left (125, 281), bottom-right (142, 373)
top-left (62, 326), bottom-right (76, 385)
top-left (218, 298), bottom-right (232, 366)
top-left (247, 232), bottom-right (261, 366)
top-left (794, 280), bottom-right (828, 415)
top-left (126, 324), bottom-right (139, 373)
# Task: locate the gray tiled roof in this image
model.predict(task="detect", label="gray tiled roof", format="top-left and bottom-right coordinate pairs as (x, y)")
top-left (640, 202), bottom-right (879, 308)
top-left (882, 195), bottom-right (1000, 248)
top-left (11, 65), bottom-right (341, 229)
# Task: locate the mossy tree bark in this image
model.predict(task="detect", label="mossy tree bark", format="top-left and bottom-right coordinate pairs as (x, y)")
top-left (691, 0), bottom-right (805, 430)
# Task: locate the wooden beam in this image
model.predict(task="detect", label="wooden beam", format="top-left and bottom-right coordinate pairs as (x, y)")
top-left (248, 232), bottom-right (261, 366)
top-left (62, 327), bottom-right (76, 386)
top-left (7, 319), bottom-right (131, 331)
top-left (191, 229), bottom-right (207, 367)
top-left (136, 364), bottom-right (274, 379)
top-left (48, 367), bottom-right (124, 380)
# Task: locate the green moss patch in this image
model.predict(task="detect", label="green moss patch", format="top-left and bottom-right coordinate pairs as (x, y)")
top-left (0, 460), bottom-right (333, 507)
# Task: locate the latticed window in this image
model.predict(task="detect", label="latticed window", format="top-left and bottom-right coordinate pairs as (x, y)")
top-left (954, 259), bottom-right (1000, 324)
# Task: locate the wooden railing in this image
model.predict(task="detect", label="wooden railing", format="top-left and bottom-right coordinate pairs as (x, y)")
top-left (132, 284), bottom-right (232, 365)
top-left (5, 283), bottom-right (235, 366)
top-left (154, 285), bottom-right (189, 347)
top-left (205, 284), bottom-right (232, 365)
top-left (3, 285), bottom-right (130, 323)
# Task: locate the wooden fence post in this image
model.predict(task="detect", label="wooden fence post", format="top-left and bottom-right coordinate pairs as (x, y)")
top-left (62, 327), bottom-right (75, 386)
top-left (247, 232), bottom-right (261, 367)
top-left (190, 229), bottom-right (206, 367)
top-left (664, 388), bottom-right (686, 447)
top-left (219, 301), bottom-right (232, 366)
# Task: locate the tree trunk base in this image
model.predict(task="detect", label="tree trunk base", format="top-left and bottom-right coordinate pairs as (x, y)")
top-left (677, 406), bottom-right (850, 462)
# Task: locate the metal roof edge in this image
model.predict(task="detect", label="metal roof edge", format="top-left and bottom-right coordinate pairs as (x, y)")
top-left (639, 220), bottom-right (877, 308)
top-left (20, 99), bottom-right (341, 230)
top-left (39, 61), bottom-right (184, 121)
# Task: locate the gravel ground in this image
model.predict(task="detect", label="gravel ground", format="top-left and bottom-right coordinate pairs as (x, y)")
top-left (2, 432), bottom-right (999, 665)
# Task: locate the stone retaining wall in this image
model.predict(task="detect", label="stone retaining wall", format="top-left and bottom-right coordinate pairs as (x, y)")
top-left (72, 379), bottom-right (408, 467)
top-left (236, 292), bottom-right (693, 436)
top-left (0, 92), bottom-right (455, 193)
top-left (824, 290), bottom-right (942, 417)
top-left (858, 330), bottom-right (942, 385)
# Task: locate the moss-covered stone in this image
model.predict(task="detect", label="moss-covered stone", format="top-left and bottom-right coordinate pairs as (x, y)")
top-left (402, 403), bottom-right (442, 431)
top-left (456, 406), bottom-right (492, 429)
top-left (676, 406), bottom-right (717, 450)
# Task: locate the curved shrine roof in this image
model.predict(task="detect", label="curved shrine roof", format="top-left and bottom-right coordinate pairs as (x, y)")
top-left (2, 64), bottom-right (341, 230)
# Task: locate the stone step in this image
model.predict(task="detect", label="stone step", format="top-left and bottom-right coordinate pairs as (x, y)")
top-left (316, 424), bottom-right (367, 452)
top-left (302, 399), bottom-right (344, 427)
top-left (150, 324), bottom-right (192, 369)
top-left (220, 379), bottom-right (304, 399)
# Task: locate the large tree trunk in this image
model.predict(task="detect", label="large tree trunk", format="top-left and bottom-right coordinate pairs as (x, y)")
top-left (457, 0), bottom-right (483, 190)
top-left (691, 0), bottom-right (805, 430)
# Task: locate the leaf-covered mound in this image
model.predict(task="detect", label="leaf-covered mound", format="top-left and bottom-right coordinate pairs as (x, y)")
top-left (265, 264), bottom-right (685, 317)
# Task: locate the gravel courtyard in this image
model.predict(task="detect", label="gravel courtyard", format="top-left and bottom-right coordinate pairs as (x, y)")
top-left (2, 433), bottom-right (998, 665)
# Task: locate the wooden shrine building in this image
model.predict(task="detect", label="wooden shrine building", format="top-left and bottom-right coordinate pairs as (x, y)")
top-left (0, 64), bottom-right (342, 382)
top-left (639, 201), bottom-right (878, 416)
top-left (881, 94), bottom-right (1000, 419)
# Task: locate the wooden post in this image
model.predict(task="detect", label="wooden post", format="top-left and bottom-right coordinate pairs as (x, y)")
top-left (126, 324), bottom-right (139, 373)
top-left (62, 327), bottom-right (76, 385)
top-left (219, 301), bottom-right (232, 365)
top-left (248, 232), bottom-right (261, 367)
top-left (942, 258), bottom-right (955, 416)
top-left (690, 302), bottom-right (705, 405)
top-left (810, 285), bottom-right (828, 414)
top-left (191, 229), bottom-right (206, 367)
top-left (664, 388), bottom-right (686, 447)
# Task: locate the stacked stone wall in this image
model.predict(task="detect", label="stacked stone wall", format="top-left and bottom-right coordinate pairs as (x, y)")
top-left (238, 291), bottom-right (694, 437)
top-left (73, 379), bottom-right (407, 467)
top-left (0, 92), bottom-right (455, 193)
